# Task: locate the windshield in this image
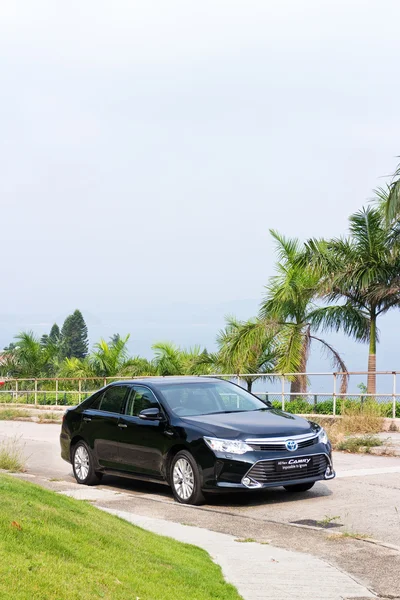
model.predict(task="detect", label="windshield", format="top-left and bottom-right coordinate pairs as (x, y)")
top-left (157, 380), bottom-right (269, 417)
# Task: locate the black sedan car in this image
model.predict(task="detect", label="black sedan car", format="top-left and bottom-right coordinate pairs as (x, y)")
top-left (60, 377), bottom-right (335, 505)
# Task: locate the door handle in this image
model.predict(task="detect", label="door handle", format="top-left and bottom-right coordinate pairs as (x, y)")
top-left (83, 417), bottom-right (92, 422)
top-left (118, 423), bottom-right (128, 428)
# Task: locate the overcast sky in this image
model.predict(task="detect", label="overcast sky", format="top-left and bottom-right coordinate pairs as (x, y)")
top-left (1, 0), bottom-right (400, 374)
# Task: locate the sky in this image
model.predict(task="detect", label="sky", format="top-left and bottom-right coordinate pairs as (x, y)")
top-left (1, 0), bottom-right (400, 380)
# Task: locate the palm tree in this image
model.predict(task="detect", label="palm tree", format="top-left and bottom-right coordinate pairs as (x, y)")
top-left (152, 342), bottom-right (184, 376)
top-left (303, 207), bottom-right (400, 394)
top-left (58, 356), bottom-right (95, 379)
top-left (375, 160), bottom-right (400, 224)
top-left (5, 331), bottom-right (59, 378)
top-left (257, 231), bottom-right (350, 394)
top-left (59, 334), bottom-right (135, 379)
top-left (89, 335), bottom-right (132, 377)
top-left (118, 356), bottom-right (157, 377)
top-left (212, 316), bottom-right (277, 392)
top-left (151, 342), bottom-right (211, 376)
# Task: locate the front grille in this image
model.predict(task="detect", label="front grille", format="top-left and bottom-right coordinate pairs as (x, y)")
top-left (245, 454), bottom-right (328, 484)
top-left (249, 437), bottom-right (318, 452)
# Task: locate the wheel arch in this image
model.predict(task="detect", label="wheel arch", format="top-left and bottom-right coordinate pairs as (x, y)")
top-left (69, 435), bottom-right (85, 461)
top-left (164, 444), bottom-right (191, 483)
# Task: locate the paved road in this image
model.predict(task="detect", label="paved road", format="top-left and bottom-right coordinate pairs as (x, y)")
top-left (1, 421), bottom-right (400, 599)
top-left (2, 421), bottom-right (399, 545)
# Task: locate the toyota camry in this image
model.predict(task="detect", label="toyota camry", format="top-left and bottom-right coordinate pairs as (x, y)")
top-left (60, 377), bottom-right (335, 505)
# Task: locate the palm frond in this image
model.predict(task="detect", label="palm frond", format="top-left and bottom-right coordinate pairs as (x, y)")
top-left (308, 304), bottom-right (370, 342)
top-left (310, 335), bottom-right (348, 393)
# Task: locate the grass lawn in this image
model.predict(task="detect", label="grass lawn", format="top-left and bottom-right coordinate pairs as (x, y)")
top-left (0, 475), bottom-right (242, 600)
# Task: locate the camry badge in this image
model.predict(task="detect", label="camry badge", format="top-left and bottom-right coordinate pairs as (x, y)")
top-left (285, 439), bottom-right (298, 452)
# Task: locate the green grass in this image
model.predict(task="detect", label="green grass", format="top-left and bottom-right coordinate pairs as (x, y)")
top-left (0, 475), bottom-right (242, 600)
top-left (336, 435), bottom-right (383, 453)
top-left (316, 515), bottom-right (341, 527)
top-left (0, 439), bottom-right (25, 471)
top-left (328, 531), bottom-right (370, 541)
top-left (0, 408), bottom-right (31, 420)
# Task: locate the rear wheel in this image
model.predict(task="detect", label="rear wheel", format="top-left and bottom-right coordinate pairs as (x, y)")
top-left (284, 482), bottom-right (315, 493)
top-left (170, 451), bottom-right (205, 505)
top-left (72, 441), bottom-right (102, 486)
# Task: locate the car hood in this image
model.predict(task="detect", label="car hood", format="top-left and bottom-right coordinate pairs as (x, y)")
top-left (181, 409), bottom-right (316, 439)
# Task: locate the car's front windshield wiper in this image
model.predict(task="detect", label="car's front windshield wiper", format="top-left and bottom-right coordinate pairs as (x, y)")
top-left (199, 410), bottom-right (250, 415)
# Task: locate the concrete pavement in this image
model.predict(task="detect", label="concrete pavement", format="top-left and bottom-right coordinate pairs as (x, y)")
top-left (102, 509), bottom-right (375, 600)
top-left (1, 421), bottom-right (400, 599)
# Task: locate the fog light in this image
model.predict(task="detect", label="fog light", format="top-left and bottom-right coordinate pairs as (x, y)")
top-left (324, 466), bottom-right (335, 480)
top-left (243, 477), bottom-right (251, 486)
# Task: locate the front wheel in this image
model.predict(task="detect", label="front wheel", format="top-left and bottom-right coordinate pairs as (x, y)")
top-left (170, 451), bottom-right (205, 505)
top-left (72, 441), bottom-right (102, 486)
top-left (284, 482), bottom-right (315, 493)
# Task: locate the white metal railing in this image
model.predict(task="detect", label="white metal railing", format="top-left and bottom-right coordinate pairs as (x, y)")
top-left (0, 372), bottom-right (398, 419)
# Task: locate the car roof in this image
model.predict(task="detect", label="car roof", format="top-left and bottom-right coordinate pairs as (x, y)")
top-left (110, 376), bottom-right (224, 388)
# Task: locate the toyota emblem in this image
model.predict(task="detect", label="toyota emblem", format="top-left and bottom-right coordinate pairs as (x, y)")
top-left (285, 439), bottom-right (298, 452)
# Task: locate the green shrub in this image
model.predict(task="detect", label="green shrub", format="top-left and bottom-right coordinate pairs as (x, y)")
top-left (337, 435), bottom-right (383, 453)
top-left (0, 393), bottom-right (15, 404)
top-left (283, 399), bottom-right (313, 414)
top-left (381, 402), bottom-right (400, 418)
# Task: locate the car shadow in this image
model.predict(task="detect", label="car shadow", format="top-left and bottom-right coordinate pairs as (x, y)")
top-left (96, 474), bottom-right (333, 507)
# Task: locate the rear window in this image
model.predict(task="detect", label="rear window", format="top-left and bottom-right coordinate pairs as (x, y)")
top-left (91, 386), bottom-right (128, 414)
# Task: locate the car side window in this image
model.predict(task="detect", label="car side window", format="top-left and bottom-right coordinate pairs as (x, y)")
top-left (96, 386), bottom-right (128, 414)
top-left (125, 386), bottom-right (160, 417)
top-left (87, 390), bottom-right (103, 410)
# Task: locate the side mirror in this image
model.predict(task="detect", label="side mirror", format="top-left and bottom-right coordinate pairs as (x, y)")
top-left (139, 407), bottom-right (164, 421)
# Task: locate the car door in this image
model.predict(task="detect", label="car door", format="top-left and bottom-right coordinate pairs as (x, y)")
top-left (117, 385), bottom-right (167, 478)
top-left (81, 384), bottom-right (129, 469)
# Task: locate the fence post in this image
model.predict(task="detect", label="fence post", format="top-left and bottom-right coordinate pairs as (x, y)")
top-left (78, 379), bottom-right (82, 404)
top-left (281, 375), bottom-right (285, 411)
top-left (314, 394), bottom-right (317, 411)
top-left (55, 379), bottom-right (58, 406)
top-left (392, 372), bottom-right (396, 420)
top-left (236, 375), bottom-right (241, 407)
top-left (34, 379), bottom-right (38, 406)
top-left (15, 379), bottom-right (18, 403)
top-left (332, 373), bottom-right (337, 417)
top-left (104, 378), bottom-right (107, 388)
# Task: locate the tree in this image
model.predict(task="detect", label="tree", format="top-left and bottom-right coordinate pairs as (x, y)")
top-left (60, 310), bottom-right (88, 359)
top-left (59, 334), bottom-right (136, 378)
top-left (109, 333), bottom-right (121, 345)
top-left (5, 331), bottom-right (58, 377)
top-left (151, 342), bottom-right (211, 376)
top-left (49, 324), bottom-right (61, 343)
top-left (302, 207), bottom-right (400, 394)
top-left (375, 160), bottom-right (400, 224)
top-left (257, 231), bottom-right (350, 394)
top-left (119, 356), bottom-right (157, 377)
top-left (89, 335), bottom-right (131, 377)
top-left (211, 316), bottom-right (277, 392)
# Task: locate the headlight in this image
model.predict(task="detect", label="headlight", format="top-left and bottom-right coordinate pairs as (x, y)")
top-left (203, 437), bottom-right (253, 455)
top-left (318, 428), bottom-right (329, 445)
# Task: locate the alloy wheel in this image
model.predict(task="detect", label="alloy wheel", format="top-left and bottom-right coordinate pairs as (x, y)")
top-left (74, 445), bottom-right (90, 481)
top-left (173, 458), bottom-right (195, 500)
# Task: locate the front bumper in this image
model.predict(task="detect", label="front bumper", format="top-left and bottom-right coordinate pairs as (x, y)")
top-left (201, 444), bottom-right (335, 490)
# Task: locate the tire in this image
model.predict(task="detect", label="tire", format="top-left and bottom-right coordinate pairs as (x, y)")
top-left (72, 441), bottom-right (102, 486)
top-left (170, 450), bottom-right (205, 505)
top-left (284, 482), bottom-right (315, 493)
